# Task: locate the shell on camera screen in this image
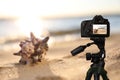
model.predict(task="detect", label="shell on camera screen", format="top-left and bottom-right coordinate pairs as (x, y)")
top-left (93, 24), bottom-right (107, 35)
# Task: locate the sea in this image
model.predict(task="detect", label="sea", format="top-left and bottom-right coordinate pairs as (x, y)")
top-left (0, 15), bottom-right (120, 50)
top-left (43, 15), bottom-right (120, 33)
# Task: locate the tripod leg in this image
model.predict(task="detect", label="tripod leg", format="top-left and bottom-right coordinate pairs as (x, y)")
top-left (85, 67), bottom-right (94, 80)
top-left (100, 68), bottom-right (109, 80)
top-left (94, 73), bottom-right (100, 80)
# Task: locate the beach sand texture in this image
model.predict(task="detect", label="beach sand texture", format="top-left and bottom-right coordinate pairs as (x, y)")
top-left (0, 34), bottom-right (120, 80)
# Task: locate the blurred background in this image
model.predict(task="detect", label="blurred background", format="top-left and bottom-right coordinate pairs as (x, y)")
top-left (0, 0), bottom-right (120, 51)
top-left (0, 1), bottom-right (120, 79)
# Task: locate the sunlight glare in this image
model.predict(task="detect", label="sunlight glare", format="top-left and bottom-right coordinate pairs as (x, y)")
top-left (15, 16), bottom-right (48, 38)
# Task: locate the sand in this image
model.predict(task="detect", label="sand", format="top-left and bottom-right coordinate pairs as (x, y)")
top-left (0, 34), bottom-right (120, 80)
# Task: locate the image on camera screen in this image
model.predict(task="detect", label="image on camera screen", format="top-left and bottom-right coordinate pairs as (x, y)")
top-left (93, 24), bottom-right (107, 35)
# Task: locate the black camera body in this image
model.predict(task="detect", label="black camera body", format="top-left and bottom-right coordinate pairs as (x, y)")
top-left (81, 15), bottom-right (110, 37)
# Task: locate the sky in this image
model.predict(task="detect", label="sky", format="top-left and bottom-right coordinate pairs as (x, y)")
top-left (0, 0), bottom-right (119, 41)
top-left (0, 0), bottom-right (120, 18)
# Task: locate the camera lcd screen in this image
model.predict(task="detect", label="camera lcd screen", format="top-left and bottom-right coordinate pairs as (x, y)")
top-left (93, 24), bottom-right (107, 35)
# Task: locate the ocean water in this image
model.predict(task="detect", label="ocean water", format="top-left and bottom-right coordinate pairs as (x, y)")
top-left (43, 15), bottom-right (120, 33)
top-left (0, 15), bottom-right (120, 44)
top-left (42, 15), bottom-right (120, 43)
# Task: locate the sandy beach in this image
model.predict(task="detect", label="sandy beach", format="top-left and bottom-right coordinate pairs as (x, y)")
top-left (0, 34), bottom-right (120, 80)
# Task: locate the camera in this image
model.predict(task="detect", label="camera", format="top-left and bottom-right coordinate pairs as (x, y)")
top-left (81, 15), bottom-right (110, 37)
top-left (71, 15), bottom-right (110, 56)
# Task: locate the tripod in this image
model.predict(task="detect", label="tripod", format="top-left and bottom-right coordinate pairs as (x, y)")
top-left (85, 37), bottom-right (109, 80)
top-left (71, 37), bottom-right (109, 80)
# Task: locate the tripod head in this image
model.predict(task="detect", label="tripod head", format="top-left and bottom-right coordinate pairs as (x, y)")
top-left (71, 37), bottom-right (106, 63)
